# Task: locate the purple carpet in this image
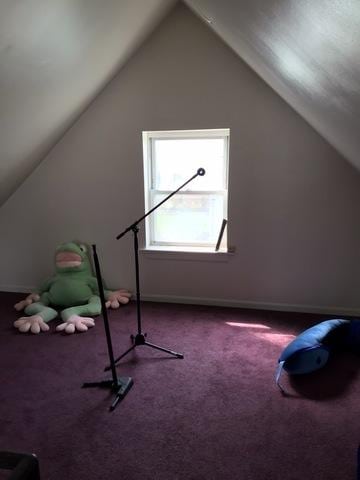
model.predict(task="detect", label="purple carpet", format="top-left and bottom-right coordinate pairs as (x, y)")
top-left (1, 292), bottom-right (359, 479)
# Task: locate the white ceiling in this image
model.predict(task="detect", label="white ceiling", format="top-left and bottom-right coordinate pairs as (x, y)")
top-left (0, 0), bottom-right (176, 206)
top-left (1, 0), bottom-right (360, 207)
top-left (185, 0), bottom-right (360, 172)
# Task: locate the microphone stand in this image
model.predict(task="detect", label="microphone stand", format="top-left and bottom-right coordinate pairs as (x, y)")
top-left (82, 244), bottom-right (133, 411)
top-left (105, 168), bottom-right (206, 370)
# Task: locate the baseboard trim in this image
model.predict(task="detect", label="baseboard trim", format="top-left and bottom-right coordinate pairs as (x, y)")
top-left (0, 285), bottom-right (35, 293)
top-left (1, 285), bottom-right (359, 317)
top-left (141, 294), bottom-right (360, 317)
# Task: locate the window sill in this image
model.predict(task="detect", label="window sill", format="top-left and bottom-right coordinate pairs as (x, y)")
top-left (140, 246), bottom-right (234, 262)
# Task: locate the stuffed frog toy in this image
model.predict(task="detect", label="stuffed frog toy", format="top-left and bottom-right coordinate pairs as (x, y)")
top-left (14, 241), bottom-right (131, 334)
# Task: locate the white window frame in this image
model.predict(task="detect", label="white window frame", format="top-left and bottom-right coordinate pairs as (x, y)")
top-left (142, 129), bottom-right (229, 252)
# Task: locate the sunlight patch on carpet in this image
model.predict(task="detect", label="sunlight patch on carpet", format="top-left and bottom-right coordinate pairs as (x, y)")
top-left (253, 332), bottom-right (296, 346)
top-left (226, 322), bottom-right (271, 329)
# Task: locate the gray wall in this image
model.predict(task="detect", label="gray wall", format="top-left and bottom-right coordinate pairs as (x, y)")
top-left (1, 3), bottom-right (360, 314)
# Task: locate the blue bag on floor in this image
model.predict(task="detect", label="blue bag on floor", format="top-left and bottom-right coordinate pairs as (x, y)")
top-left (276, 318), bottom-right (360, 394)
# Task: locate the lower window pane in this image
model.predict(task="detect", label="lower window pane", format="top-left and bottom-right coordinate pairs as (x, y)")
top-left (151, 193), bottom-right (225, 246)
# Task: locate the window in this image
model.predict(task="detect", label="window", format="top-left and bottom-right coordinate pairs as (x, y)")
top-left (142, 129), bottom-right (229, 252)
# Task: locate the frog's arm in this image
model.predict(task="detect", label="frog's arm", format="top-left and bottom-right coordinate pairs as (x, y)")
top-left (14, 276), bottom-right (55, 311)
top-left (87, 276), bottom-right (131, 309)
top-left (38, 276), bottom-right (56, 294)
top-left (105, 289), bottom-right (131, 308)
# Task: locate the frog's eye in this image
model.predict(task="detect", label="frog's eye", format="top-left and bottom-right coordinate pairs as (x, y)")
top-left (79, 244), bottom-right (87, 253)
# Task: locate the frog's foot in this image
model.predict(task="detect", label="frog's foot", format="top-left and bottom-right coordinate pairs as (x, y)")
top-left (14, 315), bottom-right (50, 334)
top-left (56, 315), bottom-right (95, 334)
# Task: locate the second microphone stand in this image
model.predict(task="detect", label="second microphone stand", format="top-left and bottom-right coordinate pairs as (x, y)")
top-left (83, 245), bottom-right (133, 411)
top-left (105, 168), bottom-right (205, 370)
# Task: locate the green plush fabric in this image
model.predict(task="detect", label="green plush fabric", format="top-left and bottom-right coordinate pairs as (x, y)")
top-left (14, 241), bottom-right (131, 334)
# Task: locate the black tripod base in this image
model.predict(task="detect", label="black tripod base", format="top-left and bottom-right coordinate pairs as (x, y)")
top-left (104, 333), bottom-right (184, 371)
top-left (82, 376), bottom-right (134, 411)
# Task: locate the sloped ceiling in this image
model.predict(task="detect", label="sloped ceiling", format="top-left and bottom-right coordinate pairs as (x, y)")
top-left (184, 0), bottom-right (360, 172)
top-left (0, 0), bottom-right (176, 207)
top-left (1, 0), bottom-right (360, 208)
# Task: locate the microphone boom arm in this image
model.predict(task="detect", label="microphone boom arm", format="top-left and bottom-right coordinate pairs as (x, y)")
top-left (116, 168), bottom-right (205, 240)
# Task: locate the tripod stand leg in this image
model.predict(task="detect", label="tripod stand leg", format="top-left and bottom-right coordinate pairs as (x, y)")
top-left (82, 377), bottom-right (133, 411)
top-left (110, 377), bottom-right (134, 411)
top-left (144, 340), bottom-right (184, 358)
top-left (104, 343), bottom-right (137, 371)
top-left (82, 380), bottom-right (113, 388)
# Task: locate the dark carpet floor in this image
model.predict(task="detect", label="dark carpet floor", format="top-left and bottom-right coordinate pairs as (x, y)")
top-left (0, 292), bottom-right (359, 480)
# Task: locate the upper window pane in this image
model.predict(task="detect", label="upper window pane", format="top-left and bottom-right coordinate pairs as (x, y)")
top-left (152, 138), bottom-right (226, 191)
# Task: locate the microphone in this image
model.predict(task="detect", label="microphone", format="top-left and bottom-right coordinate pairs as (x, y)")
top-left (197, 168), bottom-right (206, 176)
